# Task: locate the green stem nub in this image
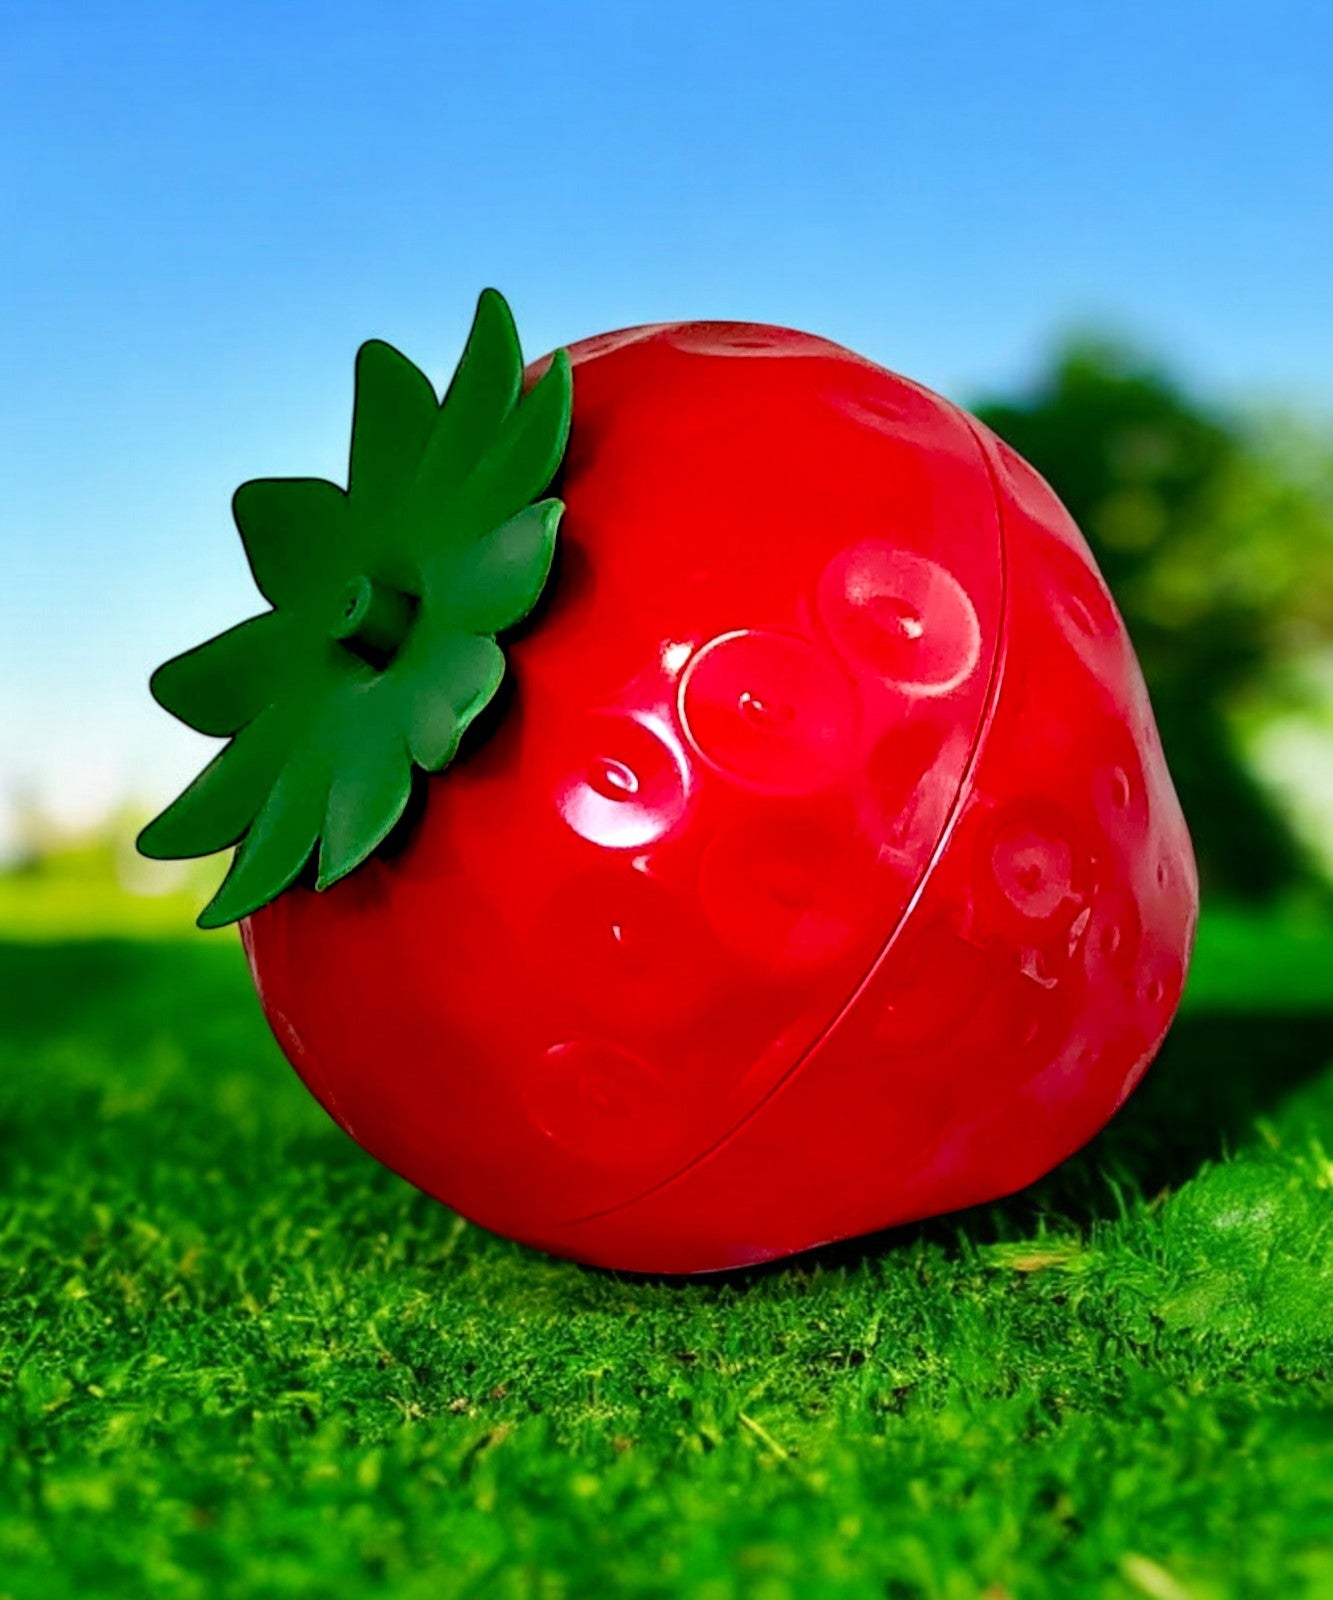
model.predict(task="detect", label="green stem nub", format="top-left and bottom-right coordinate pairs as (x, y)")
top-left (332, 575), bottom-right (417, 667)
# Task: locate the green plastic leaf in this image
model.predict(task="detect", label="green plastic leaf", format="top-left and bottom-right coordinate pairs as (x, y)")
top-left (233, 477), bottom-right (357, 609)
top-left (430, 500), bottom-right (562, 634)
top-left (199, 737), bottom-right (334, 928)
top-left (139, 287), bottom-right (573, 927)
top-left (149, 611), bottom-right (299, 736)
top-left (401, 632), bottom-right (506, 770)
top-left (138, 701), bottom-right (302, 860)
top-left (416, 288), bottom-right (524, 501)
top-left (316, 689), bottom-right (413, 889)
top-left (449, 349), bottom-right (574, 542)
top-left (348, 339), bottom-right (440, 508)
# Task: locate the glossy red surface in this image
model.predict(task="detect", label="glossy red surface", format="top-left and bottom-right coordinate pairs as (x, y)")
top-left (241, 320), bottom-right (1198, 1273)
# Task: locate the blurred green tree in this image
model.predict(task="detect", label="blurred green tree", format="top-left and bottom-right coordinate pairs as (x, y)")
top-left (974, 339), bottom-right (1333, 903)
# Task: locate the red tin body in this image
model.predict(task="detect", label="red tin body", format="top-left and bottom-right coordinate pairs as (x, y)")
top-left (242, 321), bottom-right (1197, 1273)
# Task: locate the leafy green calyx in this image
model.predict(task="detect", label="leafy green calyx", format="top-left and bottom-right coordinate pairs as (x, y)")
top-left (137, 289), bottom-right (572, 929)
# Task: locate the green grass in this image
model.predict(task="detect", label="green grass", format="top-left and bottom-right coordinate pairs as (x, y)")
top-left (1, 915), bottom-right (1331, 1599)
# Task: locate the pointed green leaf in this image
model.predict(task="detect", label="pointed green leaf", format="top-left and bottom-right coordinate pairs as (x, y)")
top-left (197, 735), bottom-right (333, 928)
top-left (233, 477), bottom-right (355, 609)
top-left (348, 339), bottom-right (439, 506)
top-left (316, 688), bottom-right (414, 889)
top-left (401, 631), bottom-right (505, 770)
top-left (414, 289), bottom-right (524, 514)
top-left (448, 349), bottom-right (573, 542)
top-left (149, 611), bottom-right (297, 737)
top-left (137, 701), bottom-right (297, 860)
top-left (430, 499), bottom-right (561, 634)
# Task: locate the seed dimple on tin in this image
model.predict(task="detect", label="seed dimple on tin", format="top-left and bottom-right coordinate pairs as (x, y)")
top-left (1067, 594), bottom-right (1098, 635)
top-left (867, 594), bottom-right (925, 640)
top-left (991, 818), bottom-right (1076, 921)
top-left (818, 545), bottom-right (981, 696)
top-left (557, 714), bottom-right (690, 849)
top-left (738, 690), bottom-right (794, 728)
top-left (590, 758), bottom-right (640, 801)
top-left (679, 630), bottom-right (860, 795)
top-left (523, 1038), bottom-right (681, 1166)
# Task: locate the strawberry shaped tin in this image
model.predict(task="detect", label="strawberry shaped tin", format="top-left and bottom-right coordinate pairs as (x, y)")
top-left (141, 292), bottom-right (1198, 1273)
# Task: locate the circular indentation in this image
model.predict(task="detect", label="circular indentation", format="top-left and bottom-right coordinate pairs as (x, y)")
top-left (679, 631), bottom-right (860, 795)
top-left (1084, 888), bottom-right (1143, 985)
top-left (818, 545), bottom-right (982, 696)
top-left (1138, 951), bottom-right (1184, 1024)
top-left (699, 812), bottom-right (875, 973)
top-left (971, 802), bottom-right (1093, 960)
top-left (524, 1039), bottom-right (682, 1166)
top-left (542, 869), bottom-right (718, 1031)
top-left (1053, 562), bottom-right (1117, 643)
top-left (1156, 860), bottom-right (1170, 890)
top-left (570, 326), bottom-right (666, 362)
top-left (992, 820), bottom-right (1076, 921)
top-left (556, 713), bottom-right (690, 849)
top-left (660, 324), bottom-right (834, 359)
top-left (1090, 725), bottom-right (1150, 841)
top-left (837, 391), bottom-right (915, 433)
top-left (1065, 592), bottom-right (1100, 636)
top-left (1037, 536), bottom-right (1127, 679)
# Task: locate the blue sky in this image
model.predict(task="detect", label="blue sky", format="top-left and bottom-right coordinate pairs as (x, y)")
top-left (3, 0), bottom-right (1331, 844)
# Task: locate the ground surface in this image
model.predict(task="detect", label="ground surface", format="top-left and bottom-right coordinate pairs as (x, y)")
top-left (1, 911), bottom-right (1331, 1599)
